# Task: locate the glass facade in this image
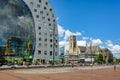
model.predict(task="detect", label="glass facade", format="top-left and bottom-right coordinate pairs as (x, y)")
top-left (0, 0), bottom-right (35, 57)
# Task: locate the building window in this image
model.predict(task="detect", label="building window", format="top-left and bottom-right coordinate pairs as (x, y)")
top-left (40, 11), bottom-right (43, 14)
top-left (30, 2), bottom-right (33, 5)
top-left (50, 51), bottom-right (52, 56)
top-left (44, 44), bottom-right (47, 47)
top-left (49, 23), bottom-right (51, 26)
top-left (39, 0), bottom-right (41, 3)
top-left (50, 8), bottom-right (52, 11)
top-left (56, 45), bottom-right (58, 48)
top-left (44, 38), bottom-right (47, 42)
top-left (36, 15), bottom-right (39, 18)
top-left (50, 39), bottom-right (52, 42)
top-left (50, 44), bottom-right (52, 48)
top-left (46, 13), bottom-right (49, 16)
top-left (37, 4), bottom-right (40, 8)
top-left (50, 34), bottom-right (52, 37)
top-left (56, 40), bottom-right (58, 43)
top-left (38, 26), bottom-right (41, 30)
top-left (48, 18), bottom-right (50, 21)
top-left (52, 14), bottom-right (54, 17)
top-left (39, 43), bottom-right (41, 47)
top-left (39, 38), bottom-right (41, 41)
top-left (44, 33), bottom-right (47, 35)
top-left (39, 32), bottom-right (41, 35)
top-left (34, 9), bottom-right (37, 12)
top-left (53, 19), bottom-right (55, 22)
top-left (38, 50), bottom-right (41, 55)
top-left (46, 2), bottom-right (48, 5)
top-left (44, 51), bottom-right (47, 55)
top-left (44, 6), bottom-right (46, 10)
top-left (43, 22), bottom-right (46, 26)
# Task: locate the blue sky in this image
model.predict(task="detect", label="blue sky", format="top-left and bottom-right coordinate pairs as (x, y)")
top-left (49, 0), bottom-right (120, 58)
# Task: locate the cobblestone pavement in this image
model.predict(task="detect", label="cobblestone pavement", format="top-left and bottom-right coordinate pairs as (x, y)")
top-left (0, 65), bottom-right (120, 80)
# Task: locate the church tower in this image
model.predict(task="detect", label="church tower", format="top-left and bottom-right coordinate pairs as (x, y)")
top-left (68, 35), bottom-right (77, 55)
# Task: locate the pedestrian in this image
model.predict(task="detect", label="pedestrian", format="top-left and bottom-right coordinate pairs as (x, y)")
top-left (114, 65), bottom-right (116, 71)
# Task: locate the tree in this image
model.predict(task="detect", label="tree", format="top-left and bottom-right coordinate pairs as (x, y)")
top-left (116, 58), bottom-right (120, 64)
top-left (95, 54), bottom-right (106, 64)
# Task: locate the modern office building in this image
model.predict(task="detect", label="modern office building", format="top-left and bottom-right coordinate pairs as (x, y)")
top-left (59, 46), bottom-right (65, 56)
top-left (0, 0), bottom-right (59, 63)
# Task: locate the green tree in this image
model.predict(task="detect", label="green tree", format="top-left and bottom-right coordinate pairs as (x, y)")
top-left (116, 58), bottom-right (120, 64)
top-left (95, 54), bottom-right (106, 64)
top-left (17, 59), bottom-right (23, 65)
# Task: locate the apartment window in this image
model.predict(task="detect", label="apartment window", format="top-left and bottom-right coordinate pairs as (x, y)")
top-left (37, 4), bottom-right (40, 8)
top-left (39, 32), bottom-right (41, 35)
top-left (44, 51), bottom-right (47, 55)
top-left (49, 23), bottom-right (51, 26)
top-left (39, 0), bottom-right (41, 3)
top-left (50, 39), bottom-right (52, 42)
top-left (56, 45), bottom-right (58, 48)
top-left (44, 38), bottom-right (47, 42)
top-left (50, 34), bottom-right (52, 37)
top-left (46, 2), bottom-right (48, 5)
top-left (36, 15), bottom-right (39, 18)
top-left (40, 11), bottom-right (43, 14)
top-left (39, 38), bottom-right (41, 41)
top-left (53, 19), bottom-right (55, 22)
top-left (52, 14), bottom-right (54, 17)
top-left (44, 7), bottom-right (46, 10)
top-left (56, 40), bottom-right (58, 43)
top-left (48, 18), bottom-right (50, 21)
top-left (44, 33), bottom-right (47, 35)
top-left (30, 2), bottom-right (33, 5)
top-left (50, 8), bottom-right (52, 11)
top-left (43, 22), bottom-right (46, 26)
top-left (50, 44), bottom-right (52, 48)
top-left (38, 50), bottom-right (41, 55)
top-left (34, 9), bottom-right (37, 12)
top-left (38, 26), bottom-right (41, 30)
top-left (42, 16), bottom-right (45, 20)
top-left (46, 13), bottom-right (49, 16)
top-left (39, 43), bottom-right (41, 47)
top-left (44, 44), bottom-right (47, 47)
top-left (50, 51), bottom-right (52, 56)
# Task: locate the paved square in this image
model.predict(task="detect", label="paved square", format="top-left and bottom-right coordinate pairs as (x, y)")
top-left (0, 65), bottom-right (120, 80)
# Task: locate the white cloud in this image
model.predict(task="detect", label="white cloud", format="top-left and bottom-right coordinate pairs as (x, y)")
top-left (58, 24), bottom-right (65, 37)
top-left (58, 24), bottom-right (82, 40)
top-left (106, 40), bottom-right (120, 54)
top-left (82, 37), bottom-right (89, 40)
top-left (110, 45), bottom-right (120, 53)
top-left (92, 39), bottom-right (103, 46)
top-left (59, 40), bottom-right (69, 51)
top-left (59, 40), bottom-right (69, 46)
top-left (64, 30), bottom-right (82, 40)
top-left (77, 40), bottom-right (87, 46)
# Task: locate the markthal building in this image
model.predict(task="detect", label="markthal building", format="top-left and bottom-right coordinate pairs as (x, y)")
top-left (0, 0), bottom-right (59, 63)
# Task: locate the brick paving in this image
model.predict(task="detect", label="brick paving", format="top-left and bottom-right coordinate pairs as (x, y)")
top-left (0, 65), bottom-right (120, 80)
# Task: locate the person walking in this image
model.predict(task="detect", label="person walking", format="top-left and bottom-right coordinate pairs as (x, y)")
top-left (114, 65), bottom-right (116, 71)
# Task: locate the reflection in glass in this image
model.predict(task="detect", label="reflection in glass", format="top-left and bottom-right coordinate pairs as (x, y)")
top-left (0, 0), bottom-right (35, 58)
